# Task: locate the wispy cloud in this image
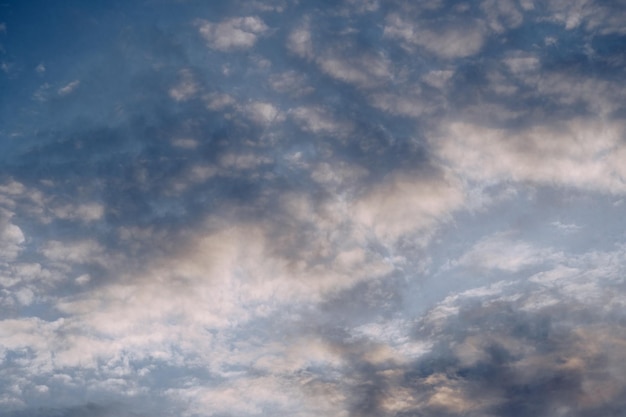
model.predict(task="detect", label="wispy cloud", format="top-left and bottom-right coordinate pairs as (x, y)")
top-left (57, 80), bottom-right (80, 96)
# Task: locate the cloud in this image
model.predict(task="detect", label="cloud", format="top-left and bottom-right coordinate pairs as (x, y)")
top-left (547, 0), bottom-right (626, 34)
top-left (457, 232), bottom-right (562, 272)
top-left (169, 69), bottom-right (199, 101)
top-left (481, 0), bottom-right (523, 33)
top-left (287, 21), bottom-right (314, 59)
top-left (197, 16), bottom-right (269, 51)
top-left (2, 1), bottom-right (626, 416)
top-left (434, 118), bottom-right (626, 194)
top-left (383, 13), bottom-right (486, 58)
top-left (267, 70), bottom-right (314, 96)
top-left (41, 239), bottom-right (106, 265)
top-left (287, 21), bottom-right (393, 89)
top-left (5, 403), bottom-right (126, 417)
top-left (244, 101), bottom-right (283, 125)
top-left (353, 170), bottom-right (464, 244)
top-left (0, 209), bottom-right (25, 262)
top-left (57, 80), bottom-right (80, 96)
top-left (290, 106), bottom-right (353, 136)
top-left (368, 89), bottom-right (431, 118)
top-left (338, 245), bottom-right (626, 417)
top-left (50, 202), bottom-right (104, 223)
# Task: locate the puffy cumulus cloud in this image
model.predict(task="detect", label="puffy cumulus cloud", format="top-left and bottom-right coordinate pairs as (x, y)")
top-left (244, 101), bottom-right (284, 126)
top-left (197, 16), bottom-right (269, 51)
top-left (434, 118), bottom-right (626, 194)
top-left (0, 209), bottom-right (25, 262)
top-left (286, 20), bottom-right (314, 59)
top-left (383, 13), bottom-right (486, 59)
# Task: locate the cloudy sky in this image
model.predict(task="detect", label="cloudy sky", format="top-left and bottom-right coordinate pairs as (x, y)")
top-left (2, 0), bottom-right (626, 416)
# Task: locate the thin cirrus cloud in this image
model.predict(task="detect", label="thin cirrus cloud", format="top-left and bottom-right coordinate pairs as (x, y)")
top-left (1, 0), bottom-right (626, 416)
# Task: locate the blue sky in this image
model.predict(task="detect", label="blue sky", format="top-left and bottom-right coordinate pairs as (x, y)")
top-left (2, 1), bottom-right (626, 416)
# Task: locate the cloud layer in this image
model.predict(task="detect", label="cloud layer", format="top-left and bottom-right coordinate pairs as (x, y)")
top-left (1, 0), bottom-right (626, 416)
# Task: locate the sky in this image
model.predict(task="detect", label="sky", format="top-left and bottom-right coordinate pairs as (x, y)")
top-left (1, 0), bottom-right (626, 416)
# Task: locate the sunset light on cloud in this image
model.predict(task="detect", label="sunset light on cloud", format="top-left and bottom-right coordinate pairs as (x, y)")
top-left (1, 1), bottom-right (626, 416)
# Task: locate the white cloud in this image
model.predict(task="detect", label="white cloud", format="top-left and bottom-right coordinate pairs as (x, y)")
top-left (316, 51), bottom-right (393, 88)
top-left (171, 138), bottom-right (199, 149)
top-left (167, 376), bottom-right (306, 417)
top-left (245, 101), bottom-right (283, 125)
top-left (435, 118), bottom-right (626, 194)
top-left (287, 23), bottom-right (314, 59)
top-left (353, 171), bottom-right (464, 244)
top-left (268, 71), bottom-right (314, 96)
top-left (368, 88), bottom-right (431, 118)
top-left (204, 92), bottom-right (236, 110)
top-left (481, 0), bottom-right (523, 33)
top-left (287, 23), bottom-right (393, 89)
top-left (504, 52), bottom-right (540, 74)
top-left (57, 80), bottom-right (80, 96)
top-left (550, 221), bottom-right (582, 232)
top-left (169, 69), bottom-right (199, 101)
top-left (219, 152), bottom-right (272, 170)
top-left (0, 209), bottom-right (25, 262)
top-left (384, 14), bottom-right (486, 58)
top-left (547, 0), bottom-right (626, 34)
top-left (310, 161), bottom-right (368, 190)
top-left (352, 318), bottom-right (432, 363)
top-left (197, 16), bottom-right (268, 51)
top-left (457, 232), bottom-right (562, 272)
top-left (51, 202), bottom-right (104, 222)
top-left (290, 106), bottom-right (353, 136)
top-left (43, 209), bottom-right (393, 371)
top-left (41, 239), bottom-right (106, 265)
top-left (422, 69), bottom-right (454, 89)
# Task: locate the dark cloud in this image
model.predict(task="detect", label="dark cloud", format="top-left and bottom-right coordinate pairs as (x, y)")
top-left (334, 274), bottom-right (626, 417)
